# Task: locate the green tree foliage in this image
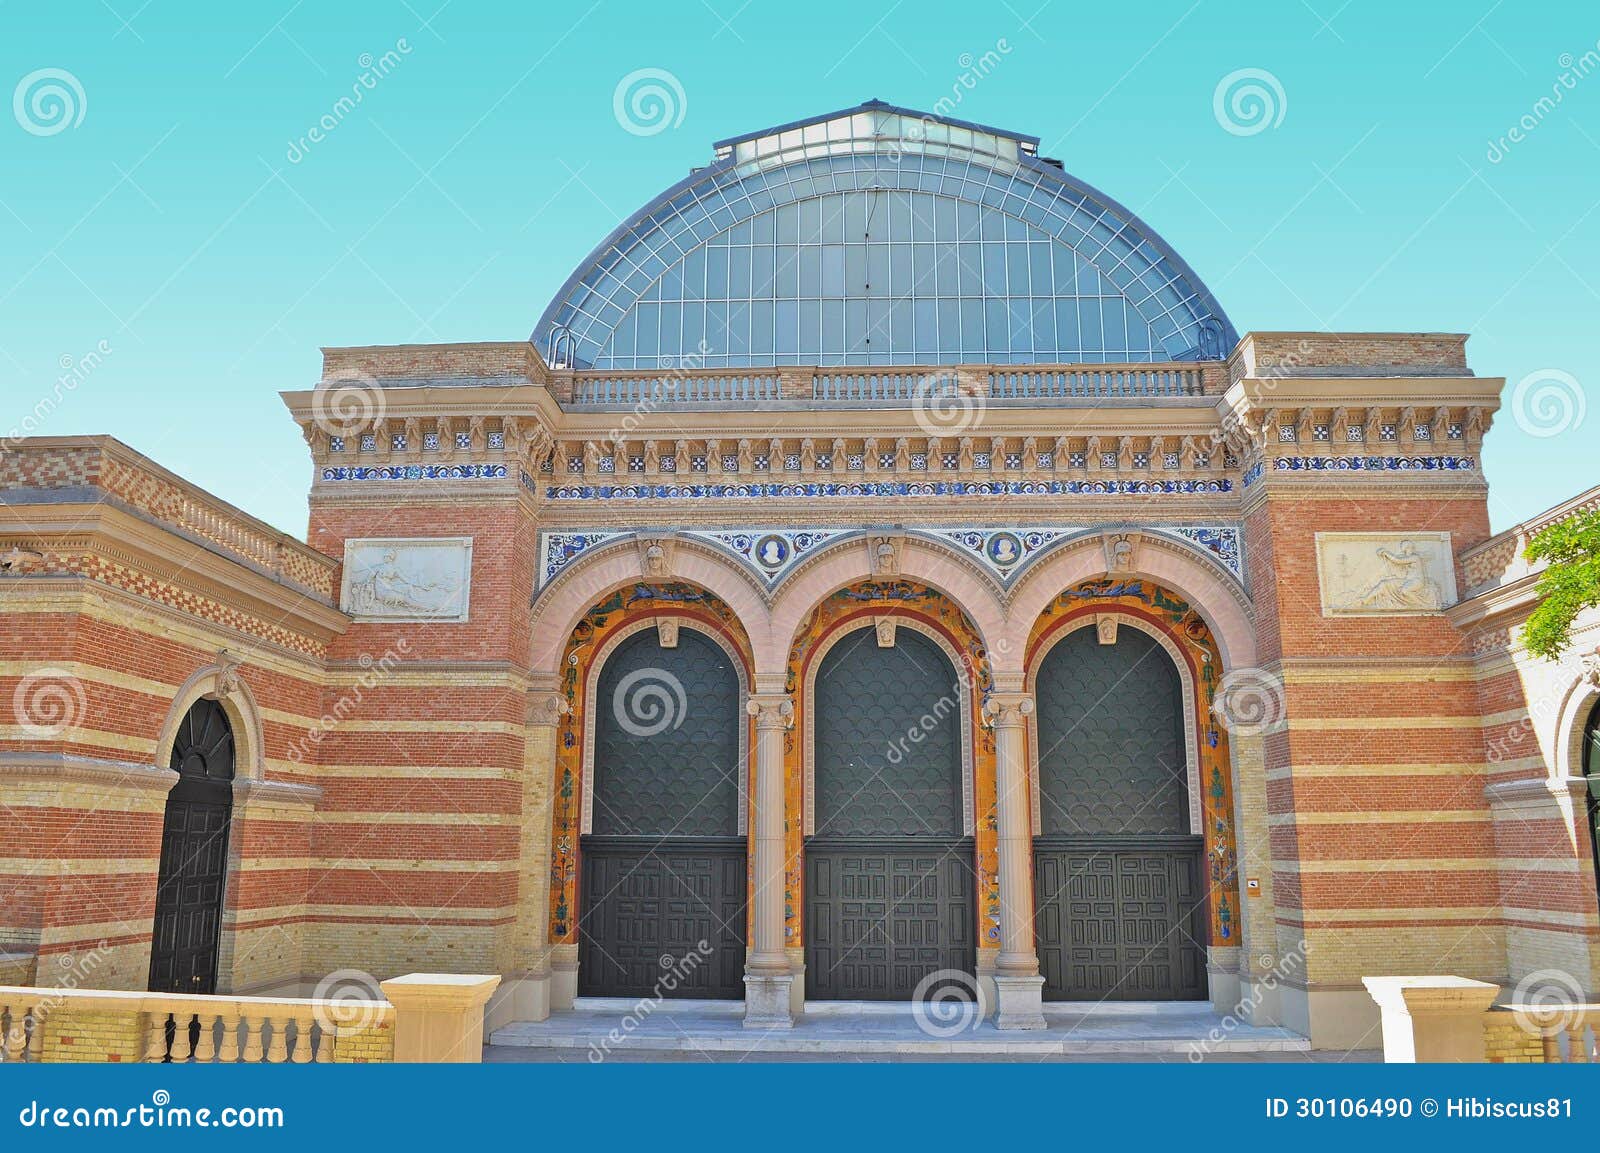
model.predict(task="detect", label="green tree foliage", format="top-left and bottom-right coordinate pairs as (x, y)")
top-left (1523, 508), bottom-right (1600, 660)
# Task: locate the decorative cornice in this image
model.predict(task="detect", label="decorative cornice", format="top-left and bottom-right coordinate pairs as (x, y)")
top-left (0, 752), bottom-right (173, 792)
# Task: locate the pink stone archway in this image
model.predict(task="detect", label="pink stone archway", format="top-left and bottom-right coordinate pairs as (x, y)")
top-left (999, 534), bottom-right (1256, 675)
top-left (528, 537), bottom-right (771, 676)
top-left (763, 534), bottom-right (1007, 675)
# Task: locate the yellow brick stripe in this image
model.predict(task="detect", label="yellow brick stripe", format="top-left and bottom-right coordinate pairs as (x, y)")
top-left (1266, 761), bottom-right (1487, 781)
top-left (1267, 810), bottom-right (1491, 826)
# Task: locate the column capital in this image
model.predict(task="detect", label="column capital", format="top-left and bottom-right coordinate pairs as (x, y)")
top-left (526, 690), bottom-right (569, 727)
top-left (985, 692), bottom-right (1034, 727)
top-left (745, 693), bottom-right (794, 729)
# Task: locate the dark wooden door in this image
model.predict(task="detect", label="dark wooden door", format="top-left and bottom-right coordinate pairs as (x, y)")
top-left (804, 630), bottom-right (976, 1000)
top-left (578, 627), bottom-right (746, 998)
top-left (1034, 837), bottom-right (1206, 1000)
top-left (805, 839), bottom-right (974, 1000)
top-left (579, 838), bottom-right (746, 997)
top-left (1032, 628), bottom-right (1207, 1001)
top-left (149, 699), bottom-right (234, 995)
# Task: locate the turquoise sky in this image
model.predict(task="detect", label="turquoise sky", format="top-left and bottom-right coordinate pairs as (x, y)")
top-left (4, 0), bottom-right (1597, 535)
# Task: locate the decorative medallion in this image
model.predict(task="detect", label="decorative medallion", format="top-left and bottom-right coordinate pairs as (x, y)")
top-left (679, 528), bottom-right (849, 587)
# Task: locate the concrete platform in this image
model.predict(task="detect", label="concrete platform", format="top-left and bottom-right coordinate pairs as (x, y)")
top-left (488, 998), bottom-right (1312, 1059)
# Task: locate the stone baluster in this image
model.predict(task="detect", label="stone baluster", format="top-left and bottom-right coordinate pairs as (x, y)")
top-left (986, 691), bottom-right (1046, 1030)
top-left (266, 1016), bottom-right (289, 1063)
top-left (314, 1025), bottom-right (335, 1062)
top-left (241, 1015), bottom-right (265, 1063)
top-left (143, 1013), bottom-right (169, 1062)
top-left (742, 690), bottom-right (795, 1028)
top-left (1567, 1025), bottom-right (1591, 1063)
top-left (169, 1012), bottom-right (194, 1063)
top-left (217, 1013), bottom-right (241, 1062)
top-left (3, 1004), bottom-right (31, 1061)
top-left (291, 1011), bottom-right (315, 1063)
top-left (193, 1013), bottom-right (219, 1062)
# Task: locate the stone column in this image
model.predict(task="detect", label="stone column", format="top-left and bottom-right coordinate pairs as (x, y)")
top-left (986, 691), bottom-right (1046, 1029)
top-left (743, 690), bottom-right (795, 1028)
top-left (488, 687), bottom-right (565, 1029)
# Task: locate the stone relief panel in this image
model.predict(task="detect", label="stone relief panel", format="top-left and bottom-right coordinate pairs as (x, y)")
top-left (339, 537), bottom-right (473, 621)
top-left (1315, 531), bottom-right (1456, 616)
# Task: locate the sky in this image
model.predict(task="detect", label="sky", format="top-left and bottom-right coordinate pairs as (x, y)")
top-left (3, 0), bottom-right (1597, 536)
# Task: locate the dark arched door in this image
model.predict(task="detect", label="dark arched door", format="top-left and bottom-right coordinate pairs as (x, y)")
top-left (805, 628), bottom-right (975, 1000)
top-left (149, 698), bottom-right (235, 994)
top-left (1032, 628), bottom-right (1206, 1000)
top-left (578, 627), bottom-right (746, 998)
top-left (1584, 699), bottom-right (1600, 915)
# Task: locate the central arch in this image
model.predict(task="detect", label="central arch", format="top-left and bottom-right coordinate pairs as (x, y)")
top-left (1029, 623), bottom-right (1206, 1001)
top-left (804, 623), bottom-right (976, 1000)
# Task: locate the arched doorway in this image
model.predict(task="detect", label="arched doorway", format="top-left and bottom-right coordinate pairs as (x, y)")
top-left (149, 698), bottom-right (235, 994)
top-left (578, 626), bottom-right (747, 998)
top-left (1031, 627), bottom-right (1206, 1000)
top-left (1585, 698), bottom-right (1600, 914)
top-left (805, 627), bottom-right (975, 1000)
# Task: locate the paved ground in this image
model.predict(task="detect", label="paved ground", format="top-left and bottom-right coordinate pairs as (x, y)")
top-left (485, 1046), bottom-right (1382, 1063)
top-left (487, 998), bottom-right (1368, 1063)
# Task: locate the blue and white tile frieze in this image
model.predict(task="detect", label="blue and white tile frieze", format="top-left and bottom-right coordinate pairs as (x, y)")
top-left (681, 529), bottom-right (850, 587)
top-left (538, 524), bottom-right (1244, 591)
top-left (1245, 455), bottom-right (1477, 486)
top-left (540, 479), bottom-right (1233, 502)
top-left (538, 531), bottom-right (630, 588)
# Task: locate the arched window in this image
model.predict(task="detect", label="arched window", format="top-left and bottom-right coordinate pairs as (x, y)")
top-left (537, 104), bottom-right (1234, 368)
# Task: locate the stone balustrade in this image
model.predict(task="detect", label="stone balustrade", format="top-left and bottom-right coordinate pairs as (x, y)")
top-left (0, 974), bottom-right (498, 1065)
top-left (1363, 976), bottom-right (1599, 1063)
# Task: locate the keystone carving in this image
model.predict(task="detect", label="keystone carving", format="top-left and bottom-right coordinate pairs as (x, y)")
top-left (636, 533), bottom-right (677, 580)
top-left (868, 533), bottom-right (903, 577)
top-left (1102, 530), bottom-right (1142, 573)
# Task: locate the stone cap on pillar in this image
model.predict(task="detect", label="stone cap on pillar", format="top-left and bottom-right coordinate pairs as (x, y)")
top-left (380, 973), bottom-right (502, 1012)
top-left (1362, 975), bottom-right (1502, 1016)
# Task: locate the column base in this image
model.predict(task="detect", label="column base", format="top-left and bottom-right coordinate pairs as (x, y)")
top-left (742, 971), bottom-right (796, 1029)
top-left (992, 974), bottom-right (1047, 1031)
top-left (549, 950), bottom-right (578, 1012)
top-left (485, 971), bottom-right (551, 1031)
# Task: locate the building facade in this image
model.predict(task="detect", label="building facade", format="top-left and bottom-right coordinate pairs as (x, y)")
top-left (2, 103), bottom-right (1597, 1049)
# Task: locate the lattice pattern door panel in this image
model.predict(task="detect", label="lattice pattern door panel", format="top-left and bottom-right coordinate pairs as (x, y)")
top-left (812, 629), bottom-right (962, 838)
top-left (1033, 628), bottom-right (1187, 837)
top-left (592, 628), bottom-right (741, 837)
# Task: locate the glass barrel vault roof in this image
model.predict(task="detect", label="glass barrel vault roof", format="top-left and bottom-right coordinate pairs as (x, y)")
top-left (534, 102), bottom-right (1236, 370)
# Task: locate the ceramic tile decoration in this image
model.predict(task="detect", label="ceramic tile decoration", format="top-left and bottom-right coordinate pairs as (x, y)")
top-left (321, 463), bottom-right (508, 482)
top-left (541, 478), bottom-right (1234, 501)
top-left (681, 528), bottom-right (850, 586)
top-left (540, 524), bottom-right (1245, 591)
top-left (538, 530), bottom-right (631, 587)
top-left (340, 537), bottom-right (473, 621)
